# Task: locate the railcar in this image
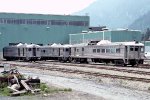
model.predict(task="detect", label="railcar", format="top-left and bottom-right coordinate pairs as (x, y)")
top-left (25, 43), bottom-right (41, 61)
top-left (3, 41), bottom-right (145, 66)
top-left (40, 45), bottom-right (53, 60)
top-left (70, 40), bottom-right (145, 66)
top-left (58, 44), bottom-right (72, 62)
top-left (40, 43), bottom-right (71, 62)
top-left (3, 44), bottom-right (20, 60)
top-left (3, 43), bottom-right (41, 61)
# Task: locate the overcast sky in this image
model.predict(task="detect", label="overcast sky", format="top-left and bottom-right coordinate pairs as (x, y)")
top-left (0, 0), bottom-right (96, 15)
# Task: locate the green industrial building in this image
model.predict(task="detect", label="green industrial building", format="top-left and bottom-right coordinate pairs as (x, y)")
top-left (0, 13), bottom-right (89, 51)
top-left (69, 29), bottom-right (142, 44)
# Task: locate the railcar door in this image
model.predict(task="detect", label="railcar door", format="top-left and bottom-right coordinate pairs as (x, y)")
top-left (135, 46), bottom-right (140, 58)
top-left (74, 47), bottom-right (76, 56)
top-left (23, 48), bottom-right (25, 56)
top-left (125, 46), bottom-right (128, 58)
top-left (33, 47), bottom-right (36, 56)
top-left (82, 47), bottom-right (84, 56)
top-left (18, 48), bottom-right (20, 56)
top-left (129, 46), bottom-right (139, 59)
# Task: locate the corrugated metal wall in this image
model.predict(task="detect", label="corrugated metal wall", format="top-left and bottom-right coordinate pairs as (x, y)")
top-left (70, 31), bottom-right (111, 44)
top-left (69, 30), bottom-right (142, 44)
top-left (111, 30), bottom-right (142, 42)
top-left (0, 13), bottom-right (89, 51)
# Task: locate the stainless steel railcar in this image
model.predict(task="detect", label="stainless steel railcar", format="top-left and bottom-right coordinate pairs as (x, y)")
top-left (3, 43), bottom-right (41, 61)
top-left (70, 40), bottom-right (145, 66)
top-left (40, 44), bottom-right (71, 62)
top-left (3, 41), bottom-right (145, 66)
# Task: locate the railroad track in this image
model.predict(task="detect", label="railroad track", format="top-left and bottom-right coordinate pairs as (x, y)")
top-left (2, 60), bottom-right (150, 76)
top-left (2, 61), bottom-right (150, 83)
top-left (23, 64), bottom-right (150, 83)
top-left (34, 61), bottom-right (150, 76)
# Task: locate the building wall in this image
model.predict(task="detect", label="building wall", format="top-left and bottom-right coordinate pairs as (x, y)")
top-left (69, 30), bottom-right (142, 44)
top-left (0, 13), bottom-right (89, 51)
top-left (111, 30), bottom-right (142, 42)
top-left (70, 31), bottom-right (112, 44)
top-left (144, 41), bottom-right (150, 46)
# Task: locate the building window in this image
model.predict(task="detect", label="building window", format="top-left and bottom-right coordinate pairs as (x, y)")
top-left (0, 18), bottom-right (88, 26)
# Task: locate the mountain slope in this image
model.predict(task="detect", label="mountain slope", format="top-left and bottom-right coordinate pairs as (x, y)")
top-left (74, 0), bottom-right (150, 29)
top-left (129, 11), bottom-right (150, 32)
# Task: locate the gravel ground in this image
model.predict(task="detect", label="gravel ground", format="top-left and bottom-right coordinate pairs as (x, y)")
top-left (0, 91), bottom-right (104, 100)
top-left (21, 68), bottom-right (150, 100)
top-left (43, 63), bottom-right (150, 79)
top-left (1, 61), bottom-right (150, 90)
top-left (1, 61), bottom-right (150, 100)
top-left (10, 60), bottom-right (150, 91)
top-left (0, 67), bottom-right (105, 100)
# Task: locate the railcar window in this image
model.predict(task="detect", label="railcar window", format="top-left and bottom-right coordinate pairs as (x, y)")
top-left (141, 47), bottom-right (144, 52)
top-left (28, 48), bottom-right (31, 51)
top-left (43, 50), bottom-right (46, 53)
top-left (116, 48), bottom-right (120, 53)
top-left (106, 49), bottom-right (110, 53)
top-left (37, 48), bottom-right (39, 51)
top-left (77, 49), bottom-right (79, 52)
top-left (111, 48), bottom-right (116, 53)
top-left (97, 49), bottom-right (100, 53)
top-left (74, 48), bottom-right (76, 51)
top-left (93, 49), bottom-right (96, 53)
top-left (135, 47), bottom-right (138, 51)
top-left (82, 48), bottom-right (84, 51)
top-left (130, 47), bottom-right (134, 51)
top-left (66, 48), bottom-right (69, 51)
top-left (102, 49), bottom-right (105, 53)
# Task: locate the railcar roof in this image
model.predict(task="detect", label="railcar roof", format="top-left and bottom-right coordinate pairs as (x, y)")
top-left (97, 40), bottom-right (111, 45)
top-left (114, 41), bottom-right (144, 46)
top-left (51, 43), bottom-right (62, 47)
top-left (72, 41), bottom-right (144, 47)
top-left (63, 44), bottom-right (72, 48)
top-left (71, 43), bottom-right (88, 47)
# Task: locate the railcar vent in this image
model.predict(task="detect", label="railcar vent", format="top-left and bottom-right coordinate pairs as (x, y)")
top-left (135, 41), bottom-right (139, 44)
top-left (9, 43), bottom-right (20, 46)
top-left (37, 44), bottom-right (43, 46)
top-left (88, 40), bottom-right (100, 45)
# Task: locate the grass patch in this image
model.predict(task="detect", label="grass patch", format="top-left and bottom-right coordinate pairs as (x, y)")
top-left (0, 82), bottom-right (9, 96)
top-left (0, 85), bottom-right (11, 96)
top-left (40, 83), bottom-right (72, 94)
top-left (0, 82), bottom-right (72, 96)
